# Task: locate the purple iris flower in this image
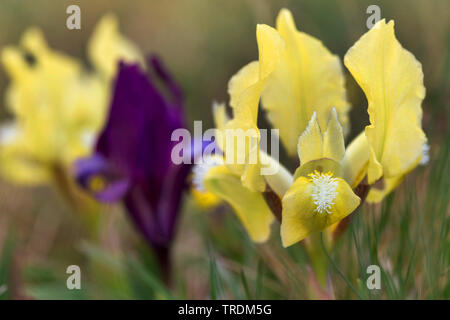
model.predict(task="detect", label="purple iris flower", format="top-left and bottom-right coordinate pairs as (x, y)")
top-left (75, 57), bottom-right (198, 280)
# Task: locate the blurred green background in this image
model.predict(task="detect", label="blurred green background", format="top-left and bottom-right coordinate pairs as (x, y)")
top-left (0, 0), bottom-right (448, 299)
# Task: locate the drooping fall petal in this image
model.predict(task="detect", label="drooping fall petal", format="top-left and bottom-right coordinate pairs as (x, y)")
top-left (281, 172), bottom-right (360, 247)
top-left (203, 164), bottom-right (274, 243)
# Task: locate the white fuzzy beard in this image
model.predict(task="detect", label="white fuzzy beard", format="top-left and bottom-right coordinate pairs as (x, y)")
top-left (309, 171), bottom-right (338, 214)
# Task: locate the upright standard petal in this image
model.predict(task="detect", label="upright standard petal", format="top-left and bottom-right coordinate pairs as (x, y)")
top-left (344, 19), bottom-right (426, 184)
top-left (224, 24), bottom-right (284, 191)
top-left (297, 110), bottom-right (345, 166)
top-left (261, 8), bottom-right (350, 156)
top-left (297, 112), bottom-right (323, 165)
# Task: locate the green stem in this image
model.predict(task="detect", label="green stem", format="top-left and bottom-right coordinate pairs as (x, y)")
top-left (320, 232), bottom-right (363, 299)
top-left (305, 232), bottom-right (329, 288)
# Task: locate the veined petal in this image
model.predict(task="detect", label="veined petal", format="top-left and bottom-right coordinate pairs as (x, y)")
top-left (323, 108), bottom-right (345, 162)
top-left (297, 109), bottom-right (345, 166)
top-left (203, 165), bottom-right (274, 243)
top-left (344, 19), bottom-right (426, 184)
top-left (261, 8), bottom-right (350, 156)
top-left (297, 112), bottom-right (323, 165)
top-left (281, 172), bottom-right (360, 247)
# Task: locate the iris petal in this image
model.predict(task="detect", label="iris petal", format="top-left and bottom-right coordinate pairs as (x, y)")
top-left (204, 165), bottom-right (274, 243)
top-left (344, 19), bottom-right (426, 184)
top-left (74, 154), bottom-right (130, 202)
top-left (281, 175), bottom-right (360, 247)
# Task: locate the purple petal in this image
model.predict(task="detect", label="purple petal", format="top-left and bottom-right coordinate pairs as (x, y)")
top-left (74, 154), bottom-right (130, 202)
top-left (148, 55), bottom-right (183, 106)
top-left (96, 62), bottom-right (184, 187)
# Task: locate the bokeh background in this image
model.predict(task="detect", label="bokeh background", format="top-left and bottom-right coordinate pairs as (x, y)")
top-left (0, 0), bottom-right (448, 299)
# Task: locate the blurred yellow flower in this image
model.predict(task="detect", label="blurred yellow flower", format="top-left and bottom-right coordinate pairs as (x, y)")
top-left (0, 14), bottom-right (143, 185)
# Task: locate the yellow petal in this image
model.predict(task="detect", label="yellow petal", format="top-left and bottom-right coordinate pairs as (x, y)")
top-left (21, 28), bottom-right (81, 77)
top-left (1, 47), bottom-right (31, 86)
top-left (0, 124), bottom-right (51, 184)
top-left (191, 188), bottom-right (221, 209)
top-left (2, 29), bottom-right (81, 118)
top-left (228, 61), bottom-right (260, 120)
top-left (366, 175), bottom-right (404, 203)
top-left (241, 157), bottom-right (266, 192)
top-left (227, 24), bottom-right (284, 124)
top-left (281, 174), bottom-right (360, 247)
top-left (344, 19), bottom-right (426, 184)
top-left (223, 23), bottom-right (284, 191)
top-left (259, 150), bottom-right (294, 197)
top-left (323, 108), bottom-right (345, 162)
top-left (257, 24), bottom-right (285, 79)
top-left (204, 165), bottom-right (274, 242)
top-left (88, 14), bottom-right (143, 79)
top-left (0, 27), bottom-right (108, 185)
top-left (261, 8), bottom-right (350, 156)
top-left (281, 177), bottom-right (315, 246)
top-left (342, 131), bottom-right (370, 188)
top-left (212, 101), bottom-right (229, 151)
top-left (297, 112), bottom-right (323, 165)
top-left (366, 149), bottom-right (422, 203)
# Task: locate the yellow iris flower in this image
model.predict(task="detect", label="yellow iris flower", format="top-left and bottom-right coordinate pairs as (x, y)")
top-left (0, 14), bottom-right (143, 185)
top-left (281, 110), bottom-right (360, 247)
top-left (194, 8), bottom-right (426, 246)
